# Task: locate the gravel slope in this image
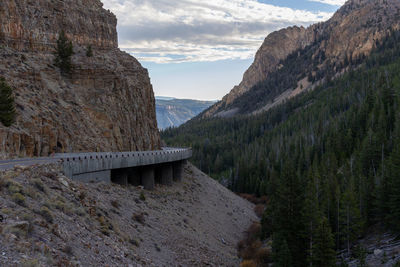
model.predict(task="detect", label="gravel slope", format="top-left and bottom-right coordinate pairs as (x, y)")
top-left (0, 162), bottom-right (257, 266)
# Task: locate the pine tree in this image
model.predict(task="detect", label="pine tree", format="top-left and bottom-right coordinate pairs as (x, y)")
top-left (339, 180), bottom-right (363, 254)
top-left (0, 77), bottom-right (16, 127)
top-left (302, 173), bottom-right (321, 266)
top-left (313, 216), bottom-right (336, 267)
top-left (86, 45), bottom-right (93, 57)
top-left (273, 233), bottom-right (293, 267)
top-left (387, 118), bottom-right (400, 231)
top-left (271, 159), bottom-right (306, 266)
top-left (54, 30), bottom-right (74, 74)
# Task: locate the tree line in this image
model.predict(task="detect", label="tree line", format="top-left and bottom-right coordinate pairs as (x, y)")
top-left (162, 30), bottom-right (400, 266)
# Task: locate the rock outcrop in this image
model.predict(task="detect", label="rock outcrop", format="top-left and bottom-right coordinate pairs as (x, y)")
top-left (225, 26), bottom-right (315, 105)
top-left (0, 0), bottom-right (160, 157)
top-left (0, 0), bottom-right (117, 51)
top-left (203, 0), bottom-right (400, 117)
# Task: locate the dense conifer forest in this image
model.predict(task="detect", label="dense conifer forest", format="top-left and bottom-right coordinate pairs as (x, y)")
top-left (162, 30), bottom-right (400, 265)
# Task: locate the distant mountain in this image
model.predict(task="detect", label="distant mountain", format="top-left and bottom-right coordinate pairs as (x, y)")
top-left (156, 97), bottom-right (216, 129)
top-left (202, 0), bottom-right (400, 118)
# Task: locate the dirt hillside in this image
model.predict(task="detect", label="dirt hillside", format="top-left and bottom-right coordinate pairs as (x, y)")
top-left (0, 162), bottom-right (257, 266)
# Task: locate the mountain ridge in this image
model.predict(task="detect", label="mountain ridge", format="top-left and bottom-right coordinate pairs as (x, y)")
top-left (156, 97), bottom-right (215, 130)
top-left (203, 0), bottom-right (400, 118)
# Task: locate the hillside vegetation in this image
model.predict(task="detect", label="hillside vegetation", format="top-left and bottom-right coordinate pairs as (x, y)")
top-left (162, 30), bottom-right (400, 266)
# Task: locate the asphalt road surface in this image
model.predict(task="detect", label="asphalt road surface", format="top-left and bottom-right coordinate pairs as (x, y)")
top-left (0, 157), bottom-right (60, 171)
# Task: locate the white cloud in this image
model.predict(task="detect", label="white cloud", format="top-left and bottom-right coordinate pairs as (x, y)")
top-left (308, 0), bottom-right (346, 6)
top-left (101, 0), bottom-right (335, 63)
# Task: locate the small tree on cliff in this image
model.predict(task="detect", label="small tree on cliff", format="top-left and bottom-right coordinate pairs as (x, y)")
top-left (0, 77), bottom-right (16, 127)
top-left (54, 30), bottom-right (74, 74)
top-left (86, 45), bottom-right (93, 57)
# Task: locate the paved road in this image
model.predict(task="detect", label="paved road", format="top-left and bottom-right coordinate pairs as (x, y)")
top-left (0, 157), bottom-right (60, 171)
top-left (0, 148), bottom-right (190, 171)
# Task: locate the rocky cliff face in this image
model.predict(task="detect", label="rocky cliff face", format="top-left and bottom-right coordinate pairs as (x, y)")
top-left (0, 0), bottom-right (160, 157)
top-left (204, 0), bottom-right (400, 117)
top-left (0, 0), bottom-right (117, 51)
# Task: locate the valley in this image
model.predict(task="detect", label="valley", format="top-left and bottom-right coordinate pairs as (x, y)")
top-left (163, 0), bottom-right (400, 266)
top-left (155, 97), bottom-right (215, 130)
top-left (2, 0), bottom-right (400, 266)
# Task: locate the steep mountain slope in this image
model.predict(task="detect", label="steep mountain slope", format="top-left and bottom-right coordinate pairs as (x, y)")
top-left (203, 0), bottom-right (400, 118)
top-left (156, 97), bottom-right (215, 129)
top-left (0, 0), bottom-right (160, 157)
top-left (0, 163), bottom-right (257, 266)
top-left (163, 28), bottom-right (400, 266)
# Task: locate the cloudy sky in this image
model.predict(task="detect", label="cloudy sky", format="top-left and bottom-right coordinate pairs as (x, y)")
top-left (101, 0), bottom-right (345, 100)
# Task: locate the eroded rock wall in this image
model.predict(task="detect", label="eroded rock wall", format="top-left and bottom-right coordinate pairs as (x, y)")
top-left (0, 0), bottom-right (117, 51)
top-left (0, 0), bottom-right (160, 157)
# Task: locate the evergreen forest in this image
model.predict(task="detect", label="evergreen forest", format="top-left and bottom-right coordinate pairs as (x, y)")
top-left (162, 30), bottom-right (400, 266)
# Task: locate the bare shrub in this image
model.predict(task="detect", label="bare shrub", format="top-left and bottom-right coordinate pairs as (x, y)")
top-left (39, 206), bottom-right (53, 223)
top-left (132, 213), bottom-right (145, 224)
top-left (255, 247), bottom-right (272, 265)
top-left (111, 200), bottom-right (120, 209)
top-left (240, 260), bottom-right (257, 267)
top-left (254, 204), bottom-right (265, 218)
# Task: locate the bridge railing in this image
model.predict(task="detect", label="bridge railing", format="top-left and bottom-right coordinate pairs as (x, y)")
top-left (57, 147), bottom-right (192, 178)
top-left (54, 147), bottom-right (191, 162)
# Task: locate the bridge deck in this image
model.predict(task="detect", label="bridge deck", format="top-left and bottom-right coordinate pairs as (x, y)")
top-left (58, 148), bottom-right (192, 178)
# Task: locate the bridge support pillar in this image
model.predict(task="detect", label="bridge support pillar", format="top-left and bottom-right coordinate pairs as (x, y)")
top-left (161, 164), bottom-right (173, 186)
top-left (111, 170), bottom-right (128, 186)
top-left (142, 168), bottom-right (155, 190)
top-left (127, 168), bottom-right (141, 186)
top-left (173, 161), bottom-right (184, 182)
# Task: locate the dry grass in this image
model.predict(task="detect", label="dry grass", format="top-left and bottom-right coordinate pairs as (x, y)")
top-left (21, 259), bottom-right (40, 267)
top-left (7, 182), bottom-right (23, 194)
top-left (3, 221), bottom-right (33, 239)
top-left (39, 206), bottom-right (53, 223)
top-left (12, 192), bottom-right (26, 206)
top-left (32, 178), bottom-right (46, 193)
top-left (139, 191), bottom-right (146, 201)
top-left (97, 215), bottom-right (111, 236)
top-left (240, 260), bottom-right (257, 267)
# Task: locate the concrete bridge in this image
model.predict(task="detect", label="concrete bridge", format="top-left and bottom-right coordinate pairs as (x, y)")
top-left (56, 148), bottom-right (192, 190)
